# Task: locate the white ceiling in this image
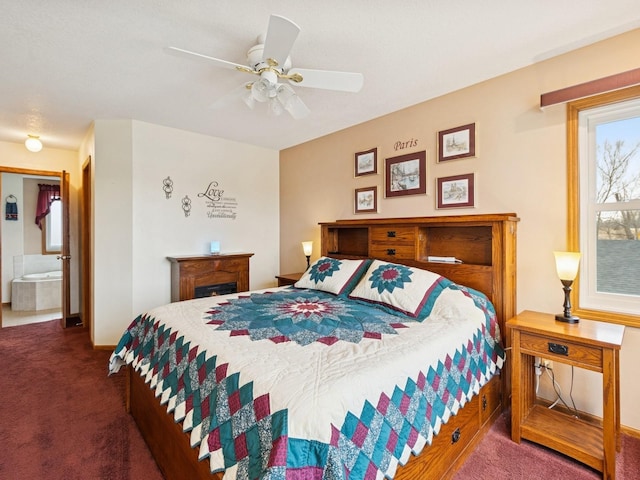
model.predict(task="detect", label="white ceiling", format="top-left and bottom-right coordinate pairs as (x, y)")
top-left (1, 1), bottom-right (639, 152)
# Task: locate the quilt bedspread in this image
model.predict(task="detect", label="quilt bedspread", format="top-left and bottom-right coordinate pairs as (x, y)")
top-left (109, 284), bottom-right (504, 480)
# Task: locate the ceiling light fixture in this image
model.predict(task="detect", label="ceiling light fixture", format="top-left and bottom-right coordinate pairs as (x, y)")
top-left (25, 135), bottom-right (43, 153)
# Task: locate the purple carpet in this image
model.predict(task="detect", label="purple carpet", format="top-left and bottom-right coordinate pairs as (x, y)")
top-left (0, 320), bottom-right (162, 479)
top-left (454, 411), bottom-right (640, 479)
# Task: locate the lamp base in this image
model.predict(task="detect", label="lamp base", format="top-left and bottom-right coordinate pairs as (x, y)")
top-left (555, 313), bottom-right (580, 324)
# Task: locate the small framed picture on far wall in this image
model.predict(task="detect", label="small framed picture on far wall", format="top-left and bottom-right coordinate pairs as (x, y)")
top-left (436, 173), bottom-right (475, 209)
top-left (438, 123), bottom-right (475, 162)
top-left (354, 148), bottom-right (378, 176)
top-left (354, 186), bottom-right (377, 213)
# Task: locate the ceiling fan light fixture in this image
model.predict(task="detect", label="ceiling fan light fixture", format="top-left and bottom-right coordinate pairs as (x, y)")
top-left (25, 135), bottom-right (43, 152)
top-left (251, 79), bottom-right (270, 102)
top-left (268, 97), bottom-right (284, 116)
top-left (251, 70), bottom-right (279, 102)
top-left (243, 89), bottom-right (256, 109)
top-left (276, 84), bottom-right (295, 108)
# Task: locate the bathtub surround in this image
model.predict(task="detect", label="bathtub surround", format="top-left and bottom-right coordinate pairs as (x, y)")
top-left (11, 274), bottom-right (62, 311)
top-left (10, 254), bottom-right (62, 312)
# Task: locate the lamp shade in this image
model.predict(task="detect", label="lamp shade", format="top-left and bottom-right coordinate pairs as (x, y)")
top-left (25, 135), bottom-right (42, 152)
top-left (554, 251), bottom-right (581, 281)
top-left (302, 241), bottom-right (313, 256)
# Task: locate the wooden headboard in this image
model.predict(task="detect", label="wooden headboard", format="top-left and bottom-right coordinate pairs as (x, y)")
top-left (319, 213), bottom-right (519, 342)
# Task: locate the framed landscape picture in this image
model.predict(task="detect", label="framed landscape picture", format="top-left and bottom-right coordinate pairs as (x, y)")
top-left (354, 186), bottom-right (377, 213)
top-left (438, 123), bottom-right (476, 162)
top-left (355, 148), bottom-right (378, 176)
top-left (436, 173), bottom-right (475, 208)
top-left (384, 151), bottom-right (426, 198)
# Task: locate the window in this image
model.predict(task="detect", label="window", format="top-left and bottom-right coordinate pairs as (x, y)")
top-left (42, 199), bottom-right (62, 254)
top-left (568, 85), bottom-right (640, 326)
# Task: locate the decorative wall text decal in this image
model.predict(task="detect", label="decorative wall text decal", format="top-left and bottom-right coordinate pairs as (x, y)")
top-left (197, 181), bottom-right (224, 202)
top-left (394, 138), bottom-right (419, 151)
top-left (197, 180), bottom-right (238, 220)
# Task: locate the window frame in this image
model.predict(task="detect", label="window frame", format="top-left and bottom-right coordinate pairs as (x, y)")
top-left (567, 84), bottom-right (640, 327)
top-left (41, 198), bottom-right (62, 255)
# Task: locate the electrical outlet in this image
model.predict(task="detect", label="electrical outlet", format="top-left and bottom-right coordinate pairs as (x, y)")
top-left (543, 359), bottom-right (553, 370)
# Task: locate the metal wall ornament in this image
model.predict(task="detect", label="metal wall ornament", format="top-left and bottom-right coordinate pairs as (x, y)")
top-left (181, 195), bottom-right (192, 217)
top-left (162, 176), bottom-right (174, 198)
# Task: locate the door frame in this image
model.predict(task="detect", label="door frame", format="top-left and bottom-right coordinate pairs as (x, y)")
top-left (81, 156), bottom-right (93, 338)
top-left (0, 166), bottom-right (70, 328)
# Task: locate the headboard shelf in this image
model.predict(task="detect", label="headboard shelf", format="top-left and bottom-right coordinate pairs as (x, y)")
top-left (320, 213), bottom-right (519, 332)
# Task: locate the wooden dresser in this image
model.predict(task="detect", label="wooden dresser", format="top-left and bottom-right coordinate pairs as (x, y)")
top-left (167, 253), bottom-right (253, 302)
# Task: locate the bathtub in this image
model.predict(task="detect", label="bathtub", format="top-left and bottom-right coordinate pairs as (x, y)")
top-left (21, 271), bottom-right (63, 280)
top-left (11, 271), bottom-right (62, 311)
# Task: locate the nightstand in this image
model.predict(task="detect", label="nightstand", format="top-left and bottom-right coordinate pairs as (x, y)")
top-left (275, 272), bottom-right (304, 287)
top-left (507, 310), bottom-right (624, 479)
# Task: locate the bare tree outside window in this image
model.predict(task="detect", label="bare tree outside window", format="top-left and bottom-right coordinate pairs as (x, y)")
top-left (595, 117), bottom-right (640, 295)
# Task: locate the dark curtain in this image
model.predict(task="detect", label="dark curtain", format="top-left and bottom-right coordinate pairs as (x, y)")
top-left (35, 183), bottom-right (61, 230)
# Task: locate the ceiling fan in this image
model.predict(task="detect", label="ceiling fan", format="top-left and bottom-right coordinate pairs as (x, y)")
top-left (165, 14), bottom-right (364, 119)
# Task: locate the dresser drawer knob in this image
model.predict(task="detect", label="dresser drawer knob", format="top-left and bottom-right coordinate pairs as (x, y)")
top-left (387, 231), bottom-right (396, 238)
top-left (482, 395), bottom-right (487, 411)
top-left (451, 428), bottom-right (461, 444)
top-left (387, 248), bottom-right (396, 256)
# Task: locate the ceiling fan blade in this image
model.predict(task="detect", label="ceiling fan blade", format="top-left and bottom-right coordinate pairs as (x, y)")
top-left (261, 15), bottom-right (300, 66)
top-left (164, 46), bottom-right (247, 71)
top-left (287, 68), bottom-right (364, 92)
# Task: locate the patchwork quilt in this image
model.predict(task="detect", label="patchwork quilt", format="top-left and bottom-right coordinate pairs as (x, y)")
top-left (109, 283), bottom-right (504, 480)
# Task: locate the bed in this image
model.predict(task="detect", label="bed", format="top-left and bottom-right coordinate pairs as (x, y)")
top-left (109, 213), bottom-right (519, 480)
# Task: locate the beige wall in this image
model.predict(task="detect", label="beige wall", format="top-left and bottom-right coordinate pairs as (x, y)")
top-left (280, 29), bottom-right (640, 430)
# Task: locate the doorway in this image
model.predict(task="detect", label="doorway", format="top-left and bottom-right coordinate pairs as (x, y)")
top-left (0, 167), bottom-right (70, 329)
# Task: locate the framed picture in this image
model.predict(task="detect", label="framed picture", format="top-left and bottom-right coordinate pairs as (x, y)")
top-left (354, 147), bottom-right (377, 176)
top-left (354, 186), bottom-right (377, 213)
top-left (438, 123), bottom-right (476, 162)
top-left (436, 173), bottom-right (475, 208)
top-left (384, 150), bottom-right (426, 198)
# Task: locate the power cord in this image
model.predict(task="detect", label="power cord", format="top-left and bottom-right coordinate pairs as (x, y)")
top-left (534, 360), bottom-right (580, 418)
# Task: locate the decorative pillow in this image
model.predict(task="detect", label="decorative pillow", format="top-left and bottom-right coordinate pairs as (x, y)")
top-left (348, 260), bottom-right (447, 318)
top-left (294, 257), bottom-right (371, 296)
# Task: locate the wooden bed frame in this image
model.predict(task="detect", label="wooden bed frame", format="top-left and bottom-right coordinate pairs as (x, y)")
top-left (126, 213), bottom-right (519, 480)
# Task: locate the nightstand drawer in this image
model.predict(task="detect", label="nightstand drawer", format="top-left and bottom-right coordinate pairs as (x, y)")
top-left (519, 332), bottom-right (602, 370)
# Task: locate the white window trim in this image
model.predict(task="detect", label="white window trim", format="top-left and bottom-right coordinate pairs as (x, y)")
top-left (577, 98), bottom-right (640, 316)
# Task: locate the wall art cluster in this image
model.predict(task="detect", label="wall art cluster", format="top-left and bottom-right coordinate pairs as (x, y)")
top-left (352, 123), bottom-right (477, 213)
